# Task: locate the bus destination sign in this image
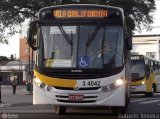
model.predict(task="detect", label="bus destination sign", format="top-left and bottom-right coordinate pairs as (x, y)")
top-left (131, 55), bottom-right (144, 60)
top-left (53, 9), bottom-right (108, 19)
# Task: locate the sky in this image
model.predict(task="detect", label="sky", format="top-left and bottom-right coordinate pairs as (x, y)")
top-left (0, 33), bottom-right (20, 58)
top-left (0, 21), bottom-right (28, 58)
top-left (0, 1), bottom-right (160, 58)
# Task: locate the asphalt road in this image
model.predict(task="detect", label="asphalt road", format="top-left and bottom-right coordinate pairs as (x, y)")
top-left (0, 85), bottom-right (160, 119)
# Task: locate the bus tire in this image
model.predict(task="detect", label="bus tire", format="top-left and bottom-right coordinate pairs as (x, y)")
top-left (145, 88), bottom-right (155, 97)
top-left (111, 105), bottom-right (128, 115)
top-left (55, 105), bottom-right (66, 115)
top-left (145, 92), bottom-right (151, 97)
top-left (128, 85), bottom-right (131, 103)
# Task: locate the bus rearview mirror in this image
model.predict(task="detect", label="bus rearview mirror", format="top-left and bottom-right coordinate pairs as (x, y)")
top-left (27, 20), bottom-right (38, 50)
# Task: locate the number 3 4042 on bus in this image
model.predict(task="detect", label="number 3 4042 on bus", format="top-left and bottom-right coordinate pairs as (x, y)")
top-left (78, 80), bottom-right (101, 87)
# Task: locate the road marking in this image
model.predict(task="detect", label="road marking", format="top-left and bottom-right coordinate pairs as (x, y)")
top-left (139, 100), bottom-right (160, 104)
top-left (0, 103), bottom-right (12, 108)
top-left (130, 99), bottom-right (146, 102)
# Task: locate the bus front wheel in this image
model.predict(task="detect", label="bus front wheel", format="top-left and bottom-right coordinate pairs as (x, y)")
top-left (111, 106), bottom-right (128, 115)
top-left (55, 105), bottom-right (66, 115)
top-left (145, 85), bottom-right (155, 97)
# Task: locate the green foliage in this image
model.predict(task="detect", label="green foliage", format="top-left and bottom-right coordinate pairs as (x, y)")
top-left (0, 56), bottom-right (10, 61)
top-left (0, 56), bottom-right (10, 65)
top-left (0, 0), bottom-right (54, 43)
top-left (107, 0), bottom-right (156, 35)
top-left (0, 0), bottom-right (156, 43)
top-left (75, 0), bottom-right (156, 35)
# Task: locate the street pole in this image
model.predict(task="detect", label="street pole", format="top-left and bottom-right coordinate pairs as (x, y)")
top-left (19, 60), bottom-right (20, 85)
top-left (29, 46), bottom-right (30, 75)
top-left (20, 61), bottom-right (22, 85)
top-left (31, 48), bottom-right (33, 72)
top-left (18, 60), bottom-right (22, 85)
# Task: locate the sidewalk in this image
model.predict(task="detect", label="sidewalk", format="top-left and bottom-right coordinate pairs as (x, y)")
top-left (1, 85), bottom-right (26, 91)
top-left (0, 85), bottom-right (32, 108)
top-left (0, 85), bottom-right (54, 113)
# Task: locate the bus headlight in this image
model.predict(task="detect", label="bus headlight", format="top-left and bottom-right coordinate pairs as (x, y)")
top-left (110, 78), bottom-right (124, 90)
top-left (115, 79), bottom-right (123, 85)
top-left (141, 81), bottom-right (145, 84)
top-left (102, 78), bottom-right (124, 92)
top-left (34, 78), bottom-right (46, 89)
top-left (35, 78), bottom-right (41, 84)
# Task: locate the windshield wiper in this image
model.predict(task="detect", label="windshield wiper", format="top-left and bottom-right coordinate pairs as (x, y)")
top-left (85, 23), bottom-right (102, 56)
top-left (101, 27), bottom-right (105, 66)
top-left (86, 23), bottom-right (102, 47)
top-left (71, 31), bottom-right (73, 55)
top-left (56, 23), bottom-right (73, 45)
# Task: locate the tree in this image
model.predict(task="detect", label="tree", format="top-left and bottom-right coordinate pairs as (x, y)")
top-left (107, 0), bottom-right (156, 35)
top-left (0, 56), bottom-right (10, 61)
top-left (0, 56), bottom-right (10, 65)
top-left (0, 0), bottom-right (54, 44)
top-left (0, 0), bottom-right (156, 43)
top-left (70, 0), bottom-right (156, 35)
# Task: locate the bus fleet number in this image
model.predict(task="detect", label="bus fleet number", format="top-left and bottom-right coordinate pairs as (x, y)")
top-left (82, 81), bottom-right (100, 87)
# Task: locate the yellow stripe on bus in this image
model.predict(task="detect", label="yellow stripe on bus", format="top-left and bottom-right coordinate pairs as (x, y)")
top-left (34, 70), bottom-right (76, 88)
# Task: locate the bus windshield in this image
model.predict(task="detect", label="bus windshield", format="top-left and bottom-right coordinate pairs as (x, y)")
top-left (131, 60), bottom-right (145, 81)
top-left (40, 24), bottom-right (123, 69)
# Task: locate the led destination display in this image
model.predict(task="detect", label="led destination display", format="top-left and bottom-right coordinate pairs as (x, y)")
top-left (53, 9), bottom-right (108, 18)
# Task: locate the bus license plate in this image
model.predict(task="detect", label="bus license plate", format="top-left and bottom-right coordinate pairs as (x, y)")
top-left (68, 94), bottom-right (84, 101)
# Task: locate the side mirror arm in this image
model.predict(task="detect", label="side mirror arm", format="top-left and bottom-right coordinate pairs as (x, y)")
top-left (27, 20), bottom-right (38, 51)
top-left (126, 37), bottom-right (132, 50)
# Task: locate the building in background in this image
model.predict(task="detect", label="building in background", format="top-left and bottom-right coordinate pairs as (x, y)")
top-left (0, 61), bottom-right (28, 85)
top-left (132, 34), bottom-right (160, 60)
top-left (19, 37), bottom-right (33, 62)
top-left (0, 37), bottom-right (35, 85)
top-left (19, 19), bottom-right (35, 76)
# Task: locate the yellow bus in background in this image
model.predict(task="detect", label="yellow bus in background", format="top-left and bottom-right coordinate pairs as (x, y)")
top-left (131, 55), bottom-right (160, 96)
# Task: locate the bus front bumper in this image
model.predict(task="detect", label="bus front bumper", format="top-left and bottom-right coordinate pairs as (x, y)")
top-left (33, 83), bottom-right (126, 107)
top-left (131, 85), bottom-right (146, 94)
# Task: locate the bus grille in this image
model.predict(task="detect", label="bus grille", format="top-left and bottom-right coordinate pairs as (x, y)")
top-left (54, 86), bottom-right (100, 91)
top-left (57, 100), bottom-right (96, 103)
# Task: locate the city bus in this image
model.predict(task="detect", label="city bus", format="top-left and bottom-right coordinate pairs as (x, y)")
top-left (131, 55), bottom-right (160, 96)
top-left (27, 4), bottom-right (132, 115)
